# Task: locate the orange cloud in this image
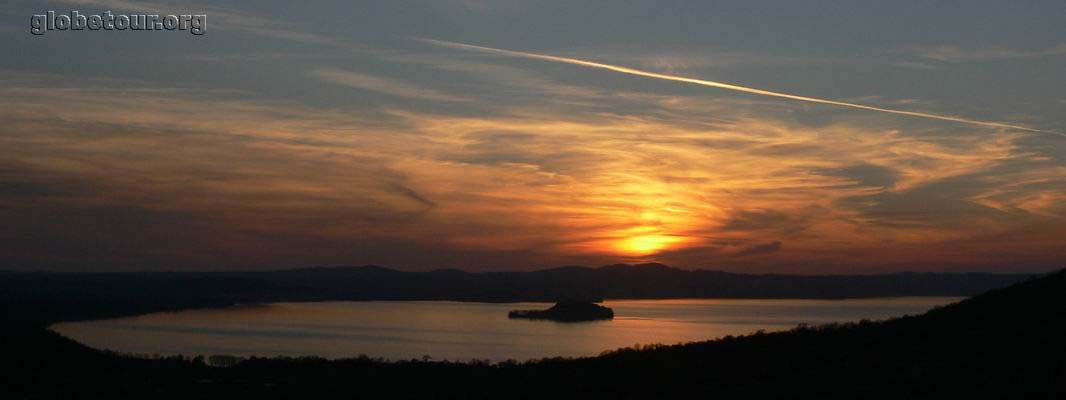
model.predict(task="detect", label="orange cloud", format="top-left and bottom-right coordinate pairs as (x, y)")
top-left (0, 72), bottom-right (1061, 272)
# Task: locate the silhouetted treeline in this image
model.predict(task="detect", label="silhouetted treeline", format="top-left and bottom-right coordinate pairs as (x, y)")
top-left (0, 264), bottom-right (1031, 326)
top-left (2, 269), bottom-right (1064, 398)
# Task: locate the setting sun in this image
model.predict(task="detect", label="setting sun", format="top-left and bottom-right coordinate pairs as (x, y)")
top-left (618, 234), bottom-right (683, 255)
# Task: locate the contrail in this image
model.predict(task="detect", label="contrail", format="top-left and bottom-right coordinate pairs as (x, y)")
top-left (418, 38), bottom-right (1061, 136)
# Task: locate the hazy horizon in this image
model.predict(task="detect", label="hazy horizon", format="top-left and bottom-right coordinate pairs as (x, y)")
top-left (2, 262), bottom-right (1057, 275)
top-left (2, 263), bottom-right (1057, 275)
top-left (3, 1), bottom-right (1064, 273)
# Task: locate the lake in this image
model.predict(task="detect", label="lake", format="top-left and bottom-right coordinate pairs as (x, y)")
top-left (52, 297), bottom-right (958, 362)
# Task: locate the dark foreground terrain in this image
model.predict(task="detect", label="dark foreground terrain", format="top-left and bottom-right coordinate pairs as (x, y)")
top-left (1, 268), bottom-right (1064, 399)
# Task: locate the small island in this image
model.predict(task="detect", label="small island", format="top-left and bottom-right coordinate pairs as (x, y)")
top-left (508, 301), bottom-right (614, 322)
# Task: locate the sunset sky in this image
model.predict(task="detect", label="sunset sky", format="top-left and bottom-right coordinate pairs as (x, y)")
top-left (2, 1), bottom-right (1064, 273)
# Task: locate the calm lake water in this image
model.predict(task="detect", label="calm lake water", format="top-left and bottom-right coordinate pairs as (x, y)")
top-left (52, 298), bottom-right (959, 361)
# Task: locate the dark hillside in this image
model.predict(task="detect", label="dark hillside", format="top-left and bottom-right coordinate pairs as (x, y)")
top-left (2, 270), bottom-right (1062, 399)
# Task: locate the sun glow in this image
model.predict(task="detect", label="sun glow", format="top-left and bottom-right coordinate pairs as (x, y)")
top-left (617, 233), bottom-right (682, 255)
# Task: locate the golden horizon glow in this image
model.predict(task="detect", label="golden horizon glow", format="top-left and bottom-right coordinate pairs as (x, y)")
top-left (616, 233), bottom-right (684, 256)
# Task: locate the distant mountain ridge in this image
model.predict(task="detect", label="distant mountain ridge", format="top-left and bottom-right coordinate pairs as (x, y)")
top-left (1, 263), bottom-right (1034, 326)
top-left (264, 262), bottom-right (1031, 300)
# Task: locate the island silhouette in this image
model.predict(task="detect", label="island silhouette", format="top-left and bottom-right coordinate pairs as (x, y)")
top-left (508, 300), bottom-right (614, 322)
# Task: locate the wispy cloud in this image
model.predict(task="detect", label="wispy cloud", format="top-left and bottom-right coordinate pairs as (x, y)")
top-left (312, 68), bottom-right (472, 102)
top-left (417, 38), bottom-right (1058, 135)
top-left (576, 48), bottom-right (850, 72)
top-left (892, 61), bottom-right (944, 71)
top-left (908, 43), bottom-right (1066, 62)
top-left (1, 45), bottom-right (1062, 271)
top-left (377, 52), bottom-right (609, 105)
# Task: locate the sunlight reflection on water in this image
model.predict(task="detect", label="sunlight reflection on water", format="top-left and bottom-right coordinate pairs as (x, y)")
top-left (52, 297), bottom-right (959, 361)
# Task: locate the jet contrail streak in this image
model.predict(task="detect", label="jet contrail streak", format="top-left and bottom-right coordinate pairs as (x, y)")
top-left (419, 38), bottom-right (1061, 136)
